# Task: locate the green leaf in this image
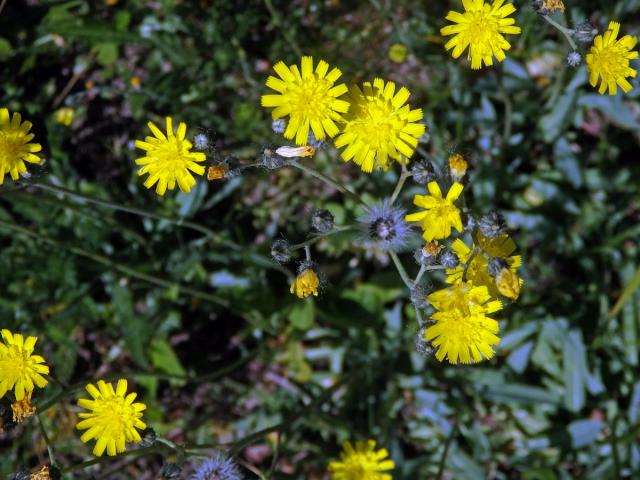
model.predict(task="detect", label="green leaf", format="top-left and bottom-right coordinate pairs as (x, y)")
top-left (289, 299), bottom-right (315, 330)
top-left (112, 283), bottom-right (149, 368)
top-left (567, 419), bottom-right (602, 448)
top-left (0, 38), bottom-right (11, 61)
top-left (563, 330), bottom-right (586, 412)
top-left (478, 383), bottom-right (561, 405)
top-left (148, 338), bottom-right (187, 386)
top-left (96, 42), bottom-right (118, 66)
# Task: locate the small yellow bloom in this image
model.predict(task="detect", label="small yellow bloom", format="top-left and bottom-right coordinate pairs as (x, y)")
top-left (76, 379), bottom-right (147, 457)
top-left (448, 153), bottom-right (468, 181)
top-left (440, 0), bottom-right (522, 70)
top-left (388, 43), bottom-right (408, 63)
top-left (586, 21), bottom-right (638, 95)
top-left (262, 56), bottom-right (349, 145)
top-left (334, 79), bottom-right (425, 172)
top-left (207, 164), bottom-right (227, 181)
top-left (405, 181), bottom-right (464, 241)
top-left (130, 76), bottom-right (141, 89)
top-left (539, 0), bottom-right (564, 13)
top-left (0, 329), bottom-right (49, 401)
top-left (426, 282), bottom-right (502, 364)
top-left (54, 107), bottom-right (75, 126)
top-left (275, 145), bottom-right (316, 158)
top-left (12, 391), bottom-right (37, 423)
top-left (290, 268), bottom-right (319, 299)
top-left (134, 117), bottom-right (206, 195)
top-left (30, 466), bottom-right (51, 480)
top-left (0, 108), bottom-right (43, 185)
top-left (328, 439), bottom-right (395, 480)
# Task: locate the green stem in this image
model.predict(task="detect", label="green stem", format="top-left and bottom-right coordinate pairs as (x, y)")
top-left (390, 251), bottom-right (413, 289)
top-left (542, 14), bottom-right (577, 50)
top-left (289, 160), bottom-right (367, 207)
top-left (436, 424), bottom-right (456, 480)
top-left (0, 220), bottom-right (230, 308)
top-left (390, 157), bottom-right (411, 205)
top-left (414, 265), bottom-right (427, 285)
top-left (37, 413), bottom-right (57, 466)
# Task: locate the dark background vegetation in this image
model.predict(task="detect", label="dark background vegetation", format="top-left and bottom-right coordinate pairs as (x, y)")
top-left (1, 0), bottom-right (640, 478)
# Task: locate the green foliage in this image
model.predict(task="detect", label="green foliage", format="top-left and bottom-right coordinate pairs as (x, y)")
top-left (1, 0), bottom-right (640, 479)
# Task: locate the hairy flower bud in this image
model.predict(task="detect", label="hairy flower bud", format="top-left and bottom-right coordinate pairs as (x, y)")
top-left (272, 118), bottom-right (286, 134)
top-left (160, 463), bottom-right (181, 480)
top-left (566, 51), bottom-right (582, 67)
top-left (260, 147), bottom-right (287, 170)
top-left (140, 427), bottom-right (157, 447)
top-left (271, 239), bottom-right (292, 264)
top-left (574, 20), bottom-right (598, 44)
top-left (439, 251), bottom-right (459, 269)
top-left (487, 257), bottom-right (508, 277)
top-left (411, 160), bottom-right (436, 184)
top-left (410, 284), bottom-right (431, 310)
top-left (311, 209), bottom-right (334, 233)
top-left (478, 212), bottom-right (507, 238)
top-left (413, 242), bottom-right (441, 266)
top-left (194, 133), bottom-right (209, 150)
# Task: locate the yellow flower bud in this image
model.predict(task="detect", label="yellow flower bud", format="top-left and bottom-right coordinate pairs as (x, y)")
top-left (495, 267), bottom-right (522, 300)
top-left (448, 154), bottom-right (468, 182)
top-left (54, 107), bottom-right (75, 127)
top-left (290, 268), bottom-right (319, 299)
top-left (388, 43), bottom-right (408, 63)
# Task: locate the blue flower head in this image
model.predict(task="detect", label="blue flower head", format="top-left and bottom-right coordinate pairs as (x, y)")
top-left (192, 453), bottom-right (243, 480)
top-left (358, 199), bottom-right (413, 251)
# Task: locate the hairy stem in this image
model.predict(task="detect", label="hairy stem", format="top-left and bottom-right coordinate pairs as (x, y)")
top-left (542, 14), bottom-right (577, 50)
top-left (289, 160), bottom-right (367, 207)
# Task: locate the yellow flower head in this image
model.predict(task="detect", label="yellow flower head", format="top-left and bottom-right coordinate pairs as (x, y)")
top-left (12, 391), bottom-right (37, 423)
top-left (0, 108), bottom-right (43, 185)
top-left (388, 43), bottom-right (408, 63)
top-left (76, 379), bottom-right (147, 457)
top-left (446, 234), bottom-right (523, 299)
top-left (328, 439), bottom-right (395, 480)
top-left (586, 21), bottom-right (638, 95)
top-left (262, 56), bottom-right (349, 145)
top-left (426, 282), bottom-right (502, 364)
top-left (334, 79), bottom-right (425, 173)
top-left (134, 117), bottom-right (206, 196)
top-left (54, 107), bottom-right (75, 127)
top-left (405, 181), bottom-right (464, 241)
top-left (0, 329), bottom-right (49, 401)
top-left (440, 0), bottom-right (521, 70)
top-left (290, 268), bottom-right (320, 299)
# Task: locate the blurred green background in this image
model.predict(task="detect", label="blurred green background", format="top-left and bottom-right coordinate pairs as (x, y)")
top-left (1, 0), bottom-right (640, 478)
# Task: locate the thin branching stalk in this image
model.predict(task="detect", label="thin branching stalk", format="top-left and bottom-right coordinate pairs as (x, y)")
top-left (542, 14), bottom-right (577, 50)
top-left (288, 160), bottom-right (367, 207)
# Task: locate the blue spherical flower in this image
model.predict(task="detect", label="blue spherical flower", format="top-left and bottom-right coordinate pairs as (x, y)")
top-left (358, 200), bottom-right (413, 251)
top-left (192, 453), bottom-right (243, 480)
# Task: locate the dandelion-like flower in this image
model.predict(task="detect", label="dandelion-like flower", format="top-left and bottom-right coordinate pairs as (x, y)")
top-left (0, 108), bottom-right (43, 185)
top-left (446, 234), bottom-right (523, 299)
top-left (586, 21), bottom-right (638, 95)
top-left (76, 379), bottom-right (147, 457)
top-left (405, 181), bottom-right (464, 241)
top-left (440, 0), bottom-right (522, 70)
top-left (358, 200), bottom-right (413, 251)
top-left (334, 79), bottom-right (425, 173)
top-left (426, 282), bottom-right (502, 364)
top-left (192, 452), bottom-right (243, 480)
top-left (134, 117), bottom-right (206, 195)
top-left (261, 56), bottom-right (349, 145)
top-left (328, 440), bottom-right (395, 480)
top-left (290, 267), bottom-right (320, 299)
top-left (0, 330), bottom-right (49, 401)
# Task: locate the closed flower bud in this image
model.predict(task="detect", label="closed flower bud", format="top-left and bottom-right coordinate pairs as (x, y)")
top-left (448, 154), bottom-right (468, 182)
top-left (160, 463), bottom-right (181, 480)
top-left (411, 160), bottom-right (436, 184)
top-left (415, 325), bottom-right (434, 356)
top-left (271, 239), bottom-right (292, 264)
top-left (290, 265), bottom-right (320, 299)
top-left (439, 251), bottom-right (459, 269)
top-left (574, 20), bottom-right (598, 44)
top-left (140, 427), bottom-right (157, 447)
top-left (566, 51), bottom-right (582, 67)
top-left (487, 257), bottom-right (508, 277)
top-left (261, 147), bottom-right (287, 170)
top-left (410, 284), bottom-right (431, 310)
top-left (311, 209), bottom-right (334, 233)
top-left (478, 211), bottom-right (507, 238)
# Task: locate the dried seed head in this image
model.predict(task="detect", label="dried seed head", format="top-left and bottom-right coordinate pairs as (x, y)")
top-left (411, 160), bottom-right (436, 184)
top-left (271, 239), bottom-right (292, 264)
top-left (478, 211), bottom-right (507, 238)
top-left (574, 20), bottom-right (598, 44)
top-left (311, 209), bottom-right (334, 233)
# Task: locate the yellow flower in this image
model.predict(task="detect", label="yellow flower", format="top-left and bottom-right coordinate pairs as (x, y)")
top-left (426, 282), bottom-right (502, 364)
top-left (0, 108), bottom-right (43, 185)
top-left (76, 379), bottom-right (147, 457)
top-left (405, 181), bottom-right (463, 241)
top-left (334, 79), bottom-right (425, 172)
top-left (290, 268), bottom-right (319, 299)
top-left (448, 153), bottom-right (468, 181)
top-left (0, 330), bottom-right (49, 401)
top-left (134, 117), bottom-right (206, 196)
top-left (54, 107), bottom-right (75, 126)
top-left (440, 0), bottom-right (521, 70)
top-left (586, 21), bottom-right (638, 95)
top-left (261, 56), bottom-right (349, 145)
top-left (388, 43), bottom-right (408, 63)
top-left (12, 391), bottom-right (37, 423)
top-left (446, 234), bottom-right (523, 299)
top-left (328, 439), bottom-right (395, 480)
